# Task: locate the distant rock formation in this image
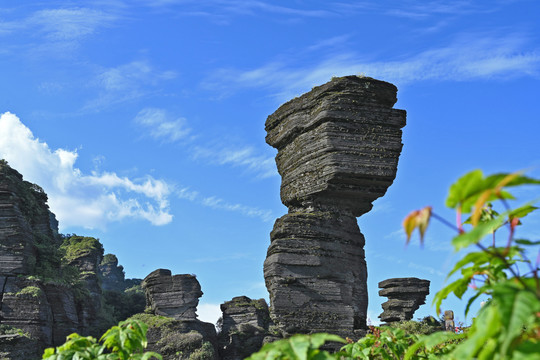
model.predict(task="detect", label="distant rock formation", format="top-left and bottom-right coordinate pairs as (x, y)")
top-left (378, 277), bottom-right (430, 323)
top-left (140, 269), bottom-right (219, 360)
top-left (218, 296), bottom-right (271, 360)
top-left (0, 160), bottom-right (143, 358)
top-left (264, 76), bottom-right (406, 337)
top-left (142, 269), bottom-right (203, 320)
top-left (99, 254), bottom-right (126, 291)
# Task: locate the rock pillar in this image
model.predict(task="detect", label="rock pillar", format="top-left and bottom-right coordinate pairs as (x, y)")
top-left (378, 277), bottom-right (430, 323)
top-left (263, 76), bottom-right (406, 336)
top-left (142, 269), bottom-right (203, 320)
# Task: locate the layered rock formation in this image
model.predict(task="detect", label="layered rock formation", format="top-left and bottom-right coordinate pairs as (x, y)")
top-left (99, 254), bottom-right (126, 291)
top-left (264, 76), bottom-right (406, 337)
top-left (140, 269), bottom-right (218, 360)
top-left (143, 269), bottom-right (203, 320)
top-left (0, 161), bottom-right (143, 358)
top-left (218, 296), bottom-right (270, 360)
top-left (378, 277), bottom-right (430, 323)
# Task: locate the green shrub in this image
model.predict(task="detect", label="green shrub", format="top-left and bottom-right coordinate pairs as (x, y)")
top-left (15, 285), bottom-right (43, 298)
top-left (247, 169), bottom-right (540, 360)
top-left (42, 319), bottom-right (162, 360)
top-left (61, 235), bottom-right (104, 263)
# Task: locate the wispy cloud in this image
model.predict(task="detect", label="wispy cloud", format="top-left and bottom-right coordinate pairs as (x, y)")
top-left (131, 107), bottom-right (276, 178)
top-left (192, 145), bottom-right (277, 179)
top-left (201, 196), bottom-right (273, 222)
top-left (134, 108), bottom-right (192, 143)
top-left (28, 8), bottom-right (116, 41)
top-left (190, 253), bottom-right (250, 263)
top-left (407, 262), bottom-right (446, 277)
top-left (204, 33), bottom-right (540, 100)
top-left (136, 0), bottom-right (332, 18)
top-left (84, 61), bottom-right (177, 111)
top-left (0, 7), bottom-right (117, 53)
top-left (0, 112), bottom-right (172, 230)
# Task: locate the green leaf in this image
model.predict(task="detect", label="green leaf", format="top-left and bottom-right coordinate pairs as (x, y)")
top-left (515, 238), bottom-right (540, 246)
top-left (451, 215), bottom-right (505, 250)
top-left (509, 205), bottom-right (539, 220)
top-left (446, 169), bottom-right (485, 209)
top-left (289, 335), bottom-right (310, 360)
top-left (447, 251), bottom-right (490, 277)
top-left (492, 282), bottom-right (540, 355)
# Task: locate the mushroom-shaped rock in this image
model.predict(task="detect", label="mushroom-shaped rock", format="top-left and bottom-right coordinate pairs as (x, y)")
top-left (378, 277), bottom-right (430, 323)
top-left (264, 76), bottom-right (406, 337)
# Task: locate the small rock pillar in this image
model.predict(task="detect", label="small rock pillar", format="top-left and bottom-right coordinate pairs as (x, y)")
top-left (142, 269), bottom-right (202, 320)
top-left (264, 76), bottom-right (406, 336)
top-left (378, 277), bottom-right (430, 323)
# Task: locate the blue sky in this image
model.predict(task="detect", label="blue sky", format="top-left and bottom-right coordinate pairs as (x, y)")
top-left (1, 0), bottom-right (539, 326)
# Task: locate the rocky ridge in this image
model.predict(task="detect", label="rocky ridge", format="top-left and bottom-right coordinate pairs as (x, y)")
top-left (0, 160), bottom-right (144, 358)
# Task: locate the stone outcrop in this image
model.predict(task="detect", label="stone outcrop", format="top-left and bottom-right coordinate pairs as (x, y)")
top-left (132, 313), bottom-right (218, 360)
top-left (378, 277), bottom-right (430, 323)
top-left (264, 76), bottom-right (406, 337)
top-left (99, 254), bottom-right (126, 291)
top-left (140, 269), bottom-right (219, 360)
top-left (142, 269), bottom-right (203, 320)
top-left (0, 333), bottom-right (41, 360)
top-left (218, 296), bottom-right (270, 360)
top-left (0, 161), bottom-right (137, 358)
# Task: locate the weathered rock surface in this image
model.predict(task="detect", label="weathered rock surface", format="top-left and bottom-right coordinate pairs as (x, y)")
top-left (0, 277), bottom-right (53, 347)
top-left (139, 269), bottom-right (219, 359)
top-left (218, 296), bottom-right (270, 360)
top-left (378, 277), bottom-right (430, 323)
top-left (0, 333), bottom-right (41, 360)
top-left (99, 254), bottom-right (126, 291)
top-left (143, 269), bottom-right (203, 321)
top-left (132, 314), bottom-right (218, 360)
top-left (0, 161), bottom-right (133, 358)
top-left (264, 76), bottom-right (406, 337)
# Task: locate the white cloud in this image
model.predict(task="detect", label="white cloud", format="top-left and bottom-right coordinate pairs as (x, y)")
top-left (134, 108), bottom-right (191, 143)
top-left (0, 112), bottom-right (173, 230)
top-left (367, 309), bottom-right (382, 326)
top-left (197, 302), bottom-right (222, 326)
top-left (204, 33), bottom-right (540, 100)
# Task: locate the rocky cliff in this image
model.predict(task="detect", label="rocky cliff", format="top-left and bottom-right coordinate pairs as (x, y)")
top-left (0, 160), bottom-right (144, 358)
top-left (264, 76), bottom-right (406, 337)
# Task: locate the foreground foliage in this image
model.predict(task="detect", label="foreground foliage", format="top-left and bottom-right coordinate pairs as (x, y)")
top-left (248, 169), bottom-right (540, 359)
top-left (42, 319), bottom-right (162, 360)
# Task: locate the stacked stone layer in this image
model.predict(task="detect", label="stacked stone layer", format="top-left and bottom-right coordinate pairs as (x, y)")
top-left (264, 76), bottom-right (406, 337)
top-left (378, 277), bottom-right (430, 323)
top-left (218, 296), bottom-right (270, 360)
top-left (143, 269), bottom-right (203, 320)
top-left (141, 268), bottom-right (219, 360)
